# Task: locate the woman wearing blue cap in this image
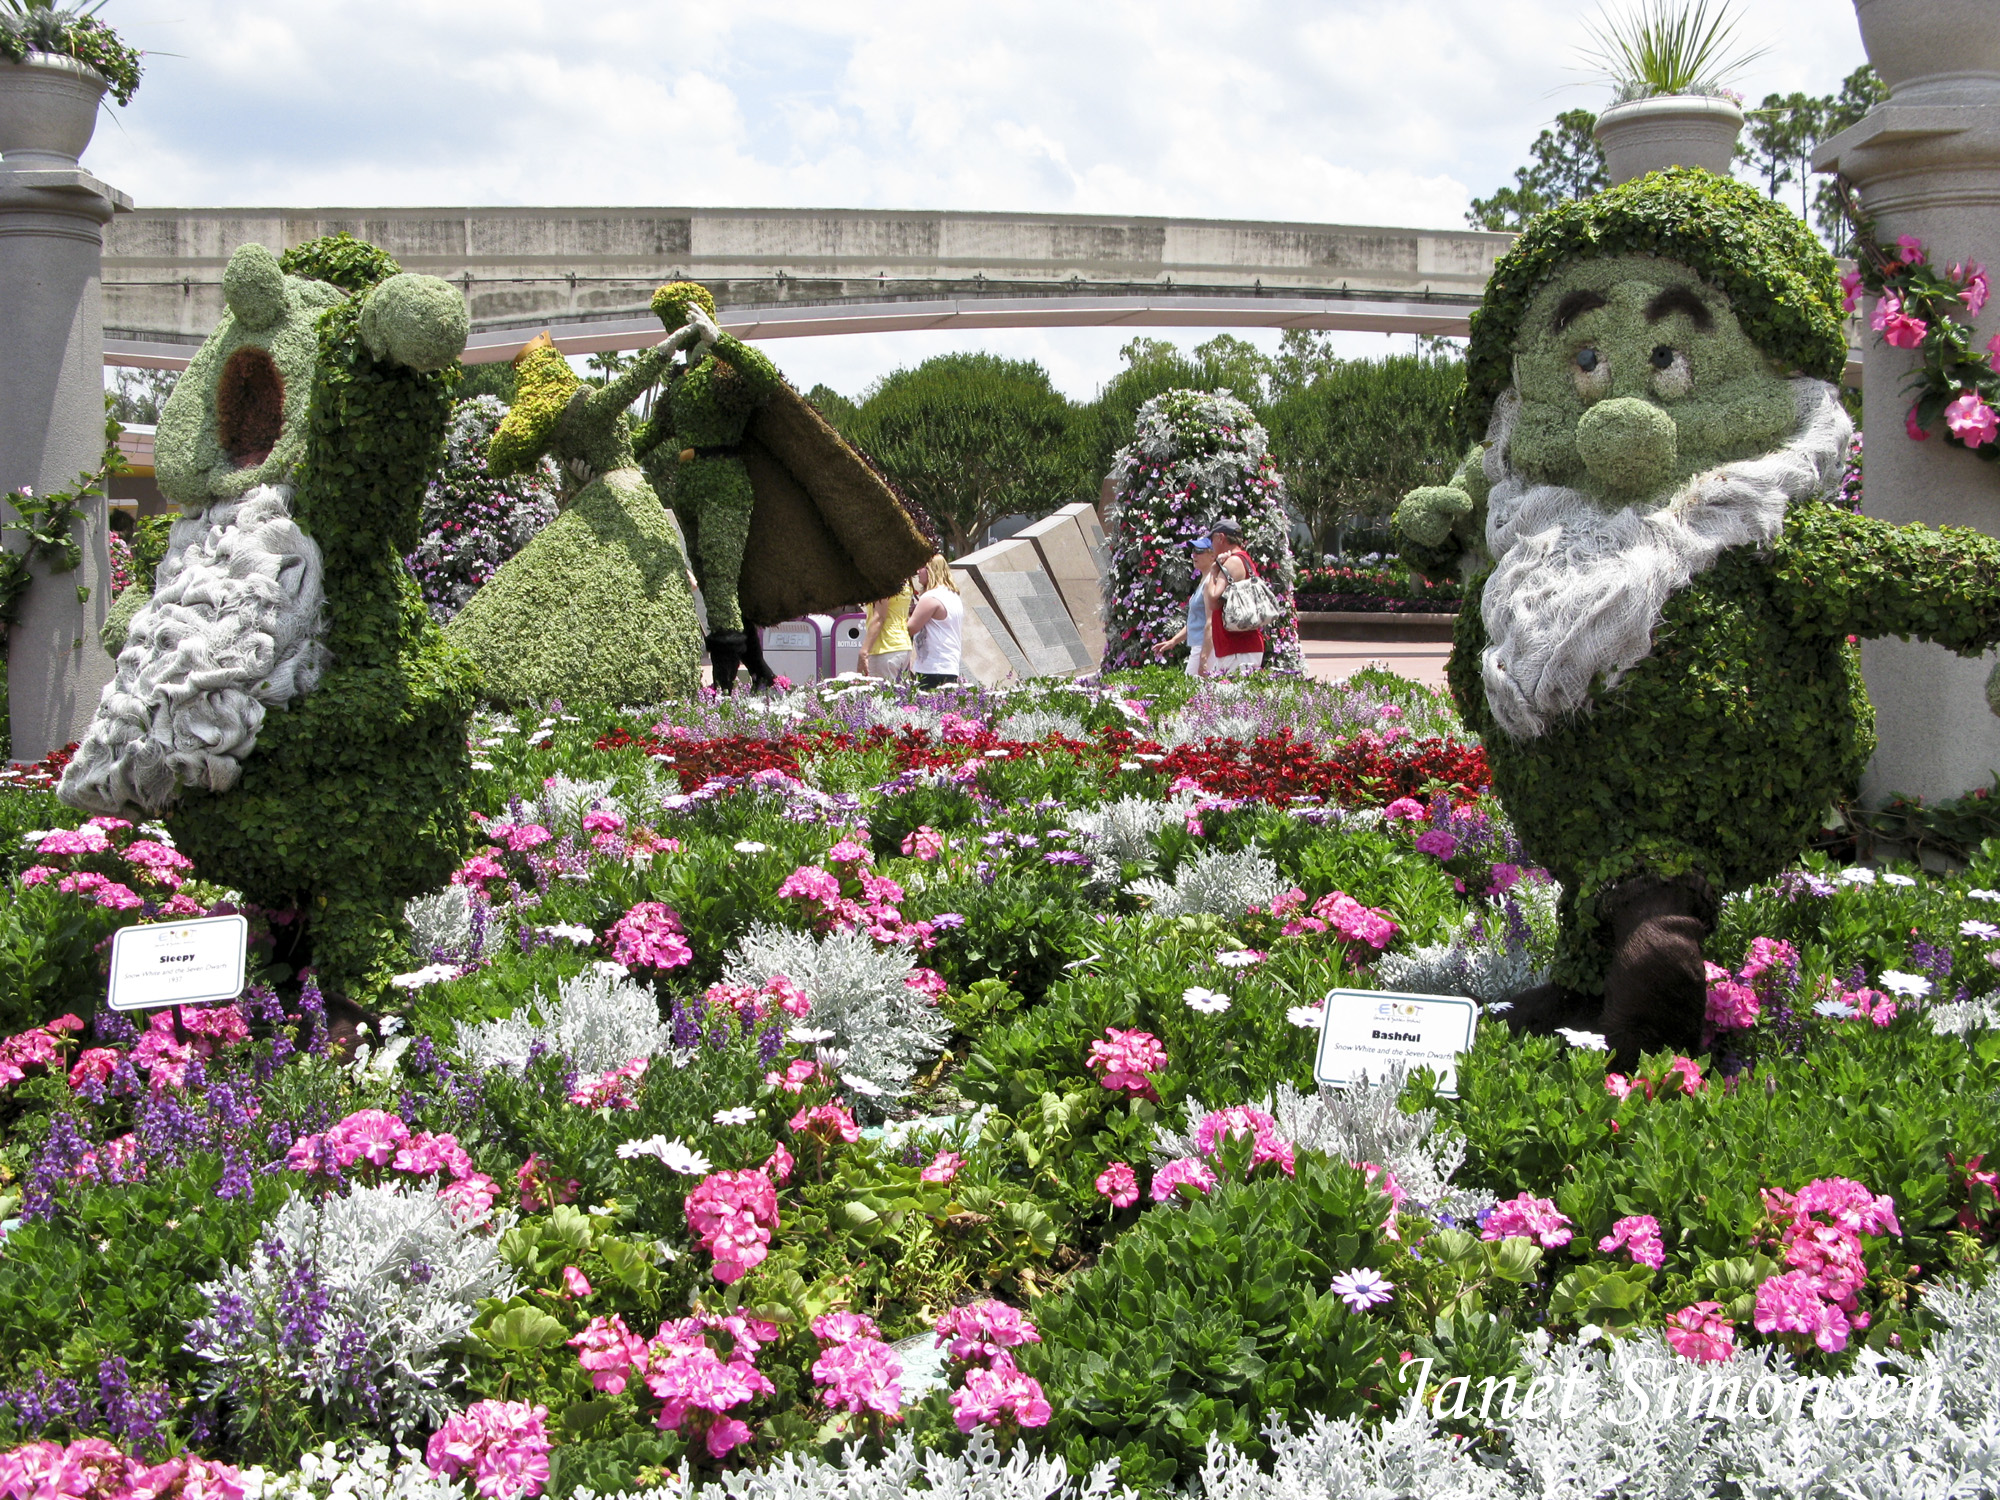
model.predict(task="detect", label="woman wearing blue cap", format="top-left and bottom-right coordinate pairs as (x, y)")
top-left (1152, 537), bottom-right (1217, 676)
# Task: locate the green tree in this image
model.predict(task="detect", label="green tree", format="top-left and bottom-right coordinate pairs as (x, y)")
top-left (846, 352), bottom-right (1085, 554)
top-left (805, 383), bottom-right (859, 435)
top-left (1812, 65), bottom-right (1889, 250)
top-left (1264, 354), bottom-right (1465, 555)
top-left (456, 361), bottom-right (517, 404)
top-left (1739, 90), bottom-right (1823, 216)
top-left (1466, 110), bottom-right (1609, 231)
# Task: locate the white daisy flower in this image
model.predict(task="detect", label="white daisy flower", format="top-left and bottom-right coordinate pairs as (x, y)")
top-left (788, 1025), bottom-right (837, 1045)
top-left (1556, 1028), bottom-right (1610, 1051)
top-left (616, 1136), bottom-right (712, 1174)
top-left (540, 923), bottom-right (596, 945)
top-left (470, 760), bottom-right (496, 772)
top-left (1879, 970), bottom-right (1933, 998)
top-left (1961, 920), bottom-right (2000, 941)
top-left (1969, 889), bottom-right (2000, 902)
top-left (1814, 999), bottom-right (1858, 1018)
top-left (389, 963), bottom-right (459, 990)
top-left (733, 840), bottom-right (769, 854)
top-left (1287, 1005), bottom-right (1325, 1030)
top-left (1837, 867), bottom-right (1876, 885)
top-left (1215, 950), bottom-right (1263, 969)
top-left (712, 1106), bottom-right (758, 1127)
top-left (1882, 872), bottom-right (1918, 887)
top-left (1183, 986), bottom-right (1231, 1014)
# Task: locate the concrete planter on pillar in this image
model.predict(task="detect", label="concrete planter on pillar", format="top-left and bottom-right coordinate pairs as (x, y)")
top-left (0, 51), bottom-right (128, 763)
top-left (0, 52), bottom-right (106, 162)
top-left (1816, 0), bottom-right (2000, 808)
top-left (1593, 94), bottom-right (1744, 186)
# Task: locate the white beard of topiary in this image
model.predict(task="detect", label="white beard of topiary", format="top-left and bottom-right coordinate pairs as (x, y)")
top-left (59, 484), bottom-right (331, 816)
top-left (1479, 378), bottom-right (1850, 741)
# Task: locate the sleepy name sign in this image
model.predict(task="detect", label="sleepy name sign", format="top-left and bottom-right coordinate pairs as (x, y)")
top-left (107, 915), bottom-right (249, 1011)
top-left (1313, 989), bottom-right (1479, 1097)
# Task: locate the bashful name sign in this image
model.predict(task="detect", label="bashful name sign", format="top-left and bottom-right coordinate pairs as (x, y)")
top-left (1314, 988), bottom-right (1479, 1097)
top-left (107, 915), bottom-right (249, 1011)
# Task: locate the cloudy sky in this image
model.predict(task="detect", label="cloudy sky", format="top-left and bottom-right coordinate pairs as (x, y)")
top-left (88, 0), bottom-right (1870, 399)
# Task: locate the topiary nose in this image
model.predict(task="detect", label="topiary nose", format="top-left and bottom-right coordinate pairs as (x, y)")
top-left (1576, 397), bottom-right (1677, 498)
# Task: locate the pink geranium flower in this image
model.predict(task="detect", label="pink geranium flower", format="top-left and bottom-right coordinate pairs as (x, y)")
top-left (811, 1312), bottom-right (882, 1345)
top-left (934, 1300), bottom-right (1041, 1365)
top-left (1150, 1155), bottom-right (1219, 1201)
top-left (1665, 1302), bottom-right (1736, 1363)
top-left (901, 826), bottom-right (945, 861)
top-left (1086, 1027), bottom-right (1167, 1098)
top-left (561, 1266), bottom-right (592, 1298)
top-left (1194, 1106), bottom-right (1295, 1176)
top-left (1481, 1192), bottom-right (1573, 1248)
top-left (1382, 797), bottom-right (1426, 822)
top-left (569, 1313), bottom-right (648, 1394)
top-left (789, 1101), bottom-right (861, 1145)
top-left (947, 1353), bottom-right (1051, 1432)
top-left (1598, 1213), bottom-right (1665, 1270)
top-left (425, 1400), bottom-right (552, 1499)
top-left (684, 1168), bottom-right (781, 1283)
top-left (812, 1336), bottom-right (903, 1418)
top-left (440, 1172), bottom-right (501, 1225)
top-left (605, 901), bottom-right (692, 971)
top-left (1095, 1161), bottom-right (1139, 1208)
top-left (394, 1131), bottom-right (474, 1181)
top-left (920, 1150), bottom-right (964, 1184)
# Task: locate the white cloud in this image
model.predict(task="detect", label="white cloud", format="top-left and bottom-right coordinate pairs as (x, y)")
top-left (86, 0), bottom-right (1870, 396)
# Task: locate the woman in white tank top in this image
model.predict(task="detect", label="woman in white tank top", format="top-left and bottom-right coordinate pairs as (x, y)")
top-left (907, 554), bottom-right (964, 686)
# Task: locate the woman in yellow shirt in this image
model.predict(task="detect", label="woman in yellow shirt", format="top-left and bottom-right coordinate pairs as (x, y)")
top-left (862, 580), bottom-right (915, 680)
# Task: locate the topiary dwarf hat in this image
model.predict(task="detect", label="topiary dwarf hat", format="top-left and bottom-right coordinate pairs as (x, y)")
top-left (1461, 167), bottom-right (1849, 434)
top-left (488, 331), bottom-right (579, 477)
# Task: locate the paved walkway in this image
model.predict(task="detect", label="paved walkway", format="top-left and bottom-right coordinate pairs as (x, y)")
top-left (1298, 637), bottom-right (1452, 688)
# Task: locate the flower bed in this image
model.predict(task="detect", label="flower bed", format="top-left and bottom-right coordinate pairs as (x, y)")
top-left (1, 670), bottom-right (1997, 1498)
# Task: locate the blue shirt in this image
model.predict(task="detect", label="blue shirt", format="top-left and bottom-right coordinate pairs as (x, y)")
top-left (1186, 586), bottom-right (1206, 650)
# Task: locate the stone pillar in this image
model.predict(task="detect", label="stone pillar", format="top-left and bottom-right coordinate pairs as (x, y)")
top-left (1815, 0), bottom-right (2000, 805)
top-left (0, 55), bottom-right (130, 763)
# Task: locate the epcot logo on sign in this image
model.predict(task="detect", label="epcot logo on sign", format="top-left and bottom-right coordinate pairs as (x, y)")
top-left (106, 915), bottom-right (250, 1012)
top-left (1314, 988), bottom-right (1479, 1097)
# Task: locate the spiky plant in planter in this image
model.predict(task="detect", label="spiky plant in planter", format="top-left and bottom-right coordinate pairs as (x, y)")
top-left (0, 0), bottom-right (143, 103)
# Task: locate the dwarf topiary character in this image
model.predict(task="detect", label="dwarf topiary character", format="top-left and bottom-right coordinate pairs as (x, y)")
top-left (60, 236), bottom-right (479, 1003)
top-left (445, 329), bottom-right (706, 703)
top-left (1394, 169), bottom-right (2000, 1066)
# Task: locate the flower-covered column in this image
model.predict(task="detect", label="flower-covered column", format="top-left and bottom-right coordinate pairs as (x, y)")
top-left (0, 54), bottom-right (128, 762)
top-left (1816, 0), bottom-right (2000, 805)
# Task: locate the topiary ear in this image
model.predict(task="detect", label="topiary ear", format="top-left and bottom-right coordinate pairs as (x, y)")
top-left (223, 244), bottom-right (289, 332)
top-left (489, 333), bottom-right (579, 477)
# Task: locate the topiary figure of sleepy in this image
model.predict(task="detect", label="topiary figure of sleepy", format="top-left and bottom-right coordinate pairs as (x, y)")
top-left (60, 236), bottom-right (480, 1003)
top-left (1394, 169), bottom-right (2000, 1067)
top-left (443, 329), bottom-right (704, 704)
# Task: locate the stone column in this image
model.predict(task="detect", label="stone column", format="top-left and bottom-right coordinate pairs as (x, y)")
top-left (0, 55), bottom-right (130, 763)
top-left (1815, 0), bottom-right (2000, 807)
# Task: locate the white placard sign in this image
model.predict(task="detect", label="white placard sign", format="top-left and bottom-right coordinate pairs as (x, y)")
top-left (107, 915), bottom-right (249, 1011)
top-left (1314, 988), bottom-right (1479, 1097)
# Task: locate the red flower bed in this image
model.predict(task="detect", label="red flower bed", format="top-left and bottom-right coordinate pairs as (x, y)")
top-left (0, 742), bottom-right (77, 792)
top-left (1155, 730), bottom-right (1487, 806)
top-left (593, 722), bottom-right (1486, 811)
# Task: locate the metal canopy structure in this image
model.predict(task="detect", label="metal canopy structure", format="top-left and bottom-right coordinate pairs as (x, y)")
top-left (101, 204), bottom-right (1511, 369)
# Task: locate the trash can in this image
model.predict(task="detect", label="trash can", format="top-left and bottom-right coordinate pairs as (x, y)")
top-left (830, 612), bottom-right (868, 677)
top-left (758, 616), bottom-right (832, 684)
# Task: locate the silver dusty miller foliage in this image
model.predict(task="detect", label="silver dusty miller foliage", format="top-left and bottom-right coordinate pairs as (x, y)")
top-left (453, 965), bottom-right (671, 1073)
top-left (1126, 845), bottom-right (1286, 918)
top-left (1154, 1076), bottom-right (1494, 1223)
top-left (726, 924), bottom-right (949, 1110)
top-left (403, 884), bottom-right (474, 961)
top-left (1065, 793), bottom-right (1200, 871)
top-left (187, 1183), bottom-right (517, 1439)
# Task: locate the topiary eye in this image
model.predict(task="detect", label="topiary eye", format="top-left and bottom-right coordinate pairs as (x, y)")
top-left (1574, 348), bottom-right (1599, 372)
top-left (1650, 345), bottom-right (1676, 370)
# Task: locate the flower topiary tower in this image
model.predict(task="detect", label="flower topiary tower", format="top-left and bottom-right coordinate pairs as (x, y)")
top-left (404, 395), bottom-right (561, 625)
top-left (1100, 390), bottom-right (1298, 673)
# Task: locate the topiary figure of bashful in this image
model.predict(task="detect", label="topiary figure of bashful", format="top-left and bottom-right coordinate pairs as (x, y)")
top-left (1395, 169), bottom-right (2000, 1067)
top-left (61, 236), bottom-right (480, 1004)
top-left (444, 326), bottom-right (705, 703)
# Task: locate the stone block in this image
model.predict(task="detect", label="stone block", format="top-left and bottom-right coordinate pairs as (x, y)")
top-left (958, 539), bottom-right (1091, 676)
top-left (1018, 511), bottom-right (1105, 664)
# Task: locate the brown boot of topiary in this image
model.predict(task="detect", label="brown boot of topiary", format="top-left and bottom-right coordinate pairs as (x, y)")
top-left (1496, 981), bottom-right (1601, 1037)
top-left (707, 630), bottom-right (747, 692)
top-left (1598, 879), bottom-right (1711, 1070)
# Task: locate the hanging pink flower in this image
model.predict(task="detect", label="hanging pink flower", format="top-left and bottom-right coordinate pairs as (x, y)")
top-left (1896, 232), bottom-right (1926, 264)
top-left (1907, 405), bottom-right (1931, 441)
top-left (1872, 292), bottom-right (1928, 349)
top-left (1838, 269), bottom-right (1864, 312)
top-left (1945, 391), bottom-right (1999, 448)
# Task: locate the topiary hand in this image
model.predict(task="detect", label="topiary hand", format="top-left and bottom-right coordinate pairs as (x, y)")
top-left (358, 273), bottom-right (470, 374)
top-left (1395, 484), bottom-right (1475, 549)
top-left (684, 302), bottom-right (721, 350)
